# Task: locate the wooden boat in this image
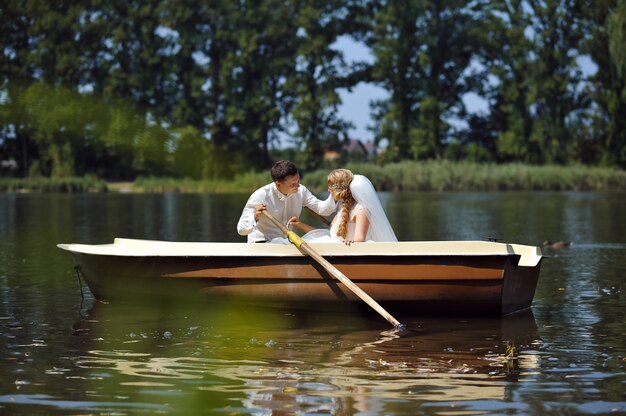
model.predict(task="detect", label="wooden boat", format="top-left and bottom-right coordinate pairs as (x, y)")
top-left (57, 238), bottom-right (543, 316)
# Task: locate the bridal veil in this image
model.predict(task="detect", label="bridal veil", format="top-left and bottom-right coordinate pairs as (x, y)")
top-left (350, 175), bottom-right (397, 242)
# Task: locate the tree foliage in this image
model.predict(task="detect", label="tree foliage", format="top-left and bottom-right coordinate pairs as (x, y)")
top-left (0, 0), bottom-right (625, 180)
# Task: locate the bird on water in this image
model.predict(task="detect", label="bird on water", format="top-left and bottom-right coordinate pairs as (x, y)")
top-left (542, 240), bottom-right (572, 250)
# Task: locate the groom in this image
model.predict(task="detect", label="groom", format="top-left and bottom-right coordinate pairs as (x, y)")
top-left (237, 160), bottom-right (336, 243)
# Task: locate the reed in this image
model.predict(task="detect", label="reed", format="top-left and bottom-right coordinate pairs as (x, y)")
top-left (133, 172), bottom-right (269, 193)
top-left (302, 161), bottom-right (626, 192)
top-left (6, 161), bottom-right (621, 193)
top-left (128, 162), bottom-right (626, 193)
top-left (0, 176), bottom-right (107, 192)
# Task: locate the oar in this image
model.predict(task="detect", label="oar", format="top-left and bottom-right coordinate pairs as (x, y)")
top-left (262, 210), bottom-right (404, 329)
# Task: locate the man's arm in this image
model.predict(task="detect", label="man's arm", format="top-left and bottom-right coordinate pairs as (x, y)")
top-left (237, 190), bottom-right (264, 236)
top-left (302, 186), bottom-right (336, 216)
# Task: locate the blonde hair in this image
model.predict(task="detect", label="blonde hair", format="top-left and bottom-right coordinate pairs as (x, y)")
top-left (327, 169), bottom-right (355, 239)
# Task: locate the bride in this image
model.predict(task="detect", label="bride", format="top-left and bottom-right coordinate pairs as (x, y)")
top-left (282, 168), bottom-right (397, 243)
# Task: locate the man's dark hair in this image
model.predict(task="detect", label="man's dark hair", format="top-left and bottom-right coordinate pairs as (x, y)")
top-left (271, 160), bottom-right (299, 182)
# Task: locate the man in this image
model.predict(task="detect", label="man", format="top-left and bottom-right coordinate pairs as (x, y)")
top-left (237, 160), bottom-right (336, 243)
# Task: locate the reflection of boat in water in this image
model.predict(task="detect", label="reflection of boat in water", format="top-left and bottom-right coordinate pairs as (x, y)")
top-left (58, 238), bottom-right (542, 316)
top-left (67, 301), bottom-right (538, 414)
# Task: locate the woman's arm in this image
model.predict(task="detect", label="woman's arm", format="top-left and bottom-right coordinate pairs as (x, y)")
top-left (351, 210), bottom-right (370, 243)
top-left (287, 216), bottom-right (316, 233)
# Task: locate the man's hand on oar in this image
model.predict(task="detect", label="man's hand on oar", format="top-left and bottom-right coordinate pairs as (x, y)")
top-left (253, 204), bottom-right (267, 222)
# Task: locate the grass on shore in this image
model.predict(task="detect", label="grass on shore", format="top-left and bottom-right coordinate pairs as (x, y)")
top-left (134, 161), bottom-right (626, 193)
top-left (324, 161), bottom-right (626, 192)
top-left (132, 171), bottom-right (270, 193)
top-left (2, 161), bottom-right (625, 193)
top-left (0, 175), bottom-right (107, 193)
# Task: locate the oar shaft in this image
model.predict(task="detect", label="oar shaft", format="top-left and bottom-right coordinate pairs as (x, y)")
top-left (261, 210), bottom-right (403, 328)
top-left (298, 242), bottom-right (402, 328)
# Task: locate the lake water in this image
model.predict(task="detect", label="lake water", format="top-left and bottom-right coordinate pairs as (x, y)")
top-left (0, 192), bottom-right (624, 415)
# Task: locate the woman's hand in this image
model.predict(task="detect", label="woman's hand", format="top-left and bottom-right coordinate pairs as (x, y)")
top-left (288, 216), bottom-right (315, 233)
top-left (287, 216), bottom-right (300, 229)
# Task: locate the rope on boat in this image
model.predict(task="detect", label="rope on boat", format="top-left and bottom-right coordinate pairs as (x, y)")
top-left (74, 265), bottom-right (85, 300)
top-left (73, 265), bottom-right (89, 321)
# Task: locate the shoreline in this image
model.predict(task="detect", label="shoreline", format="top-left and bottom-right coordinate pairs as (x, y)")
top-left (2, 161), bottom-right (626, 193)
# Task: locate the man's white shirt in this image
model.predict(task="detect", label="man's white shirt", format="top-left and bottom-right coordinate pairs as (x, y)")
top-left (237, 183), bottom-right (336, 242)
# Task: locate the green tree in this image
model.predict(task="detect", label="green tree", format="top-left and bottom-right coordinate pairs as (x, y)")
top-left (4, 83), bottom-right (91, 177)
top-left (25, 1), bottom-right (84, 86)
top-left (221, 0), bottom-right (300, 168)
top-left (368, 0), bottom-right (487, 161)
top-left (584, 0), bottom-right (626, 167)
top-left (171, 126), bottom-right (207, 180)
top-left (479, 0), bottom-right (535, 162)
top-left (160, 0), bottom-right (237, 143)
top-left (478, 0), bottom-right (591, 165)
top-left (525, 0), bottom-right (589, 164)
top-left (1, 82), bottom-right (171, 178)
top-left (93, 1), bottom-right (173, 112)
top-left (287, 1), bottom-right (354, 171)
top-left (0, 0), bottom-right (34, 84)
top-left (1, 0), bottom-right (100, 175)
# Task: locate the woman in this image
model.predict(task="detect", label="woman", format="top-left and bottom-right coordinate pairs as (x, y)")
top-left (287, 168), bottom-right (397, 243)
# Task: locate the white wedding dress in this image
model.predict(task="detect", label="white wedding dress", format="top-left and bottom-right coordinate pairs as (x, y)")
top-left (272, 175), bottom-right (397, 244)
